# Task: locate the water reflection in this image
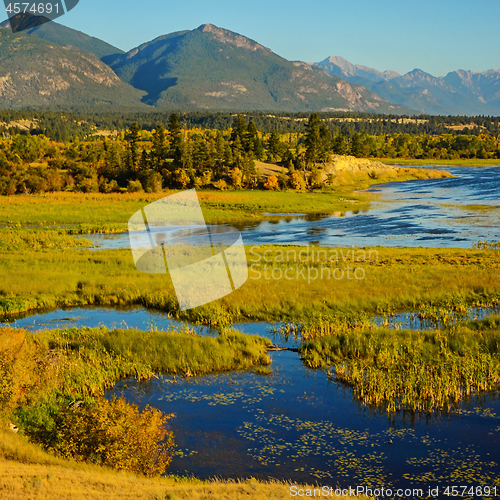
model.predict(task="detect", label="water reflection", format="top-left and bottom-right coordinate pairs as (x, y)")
top-left (84, 166), bottom-right (500, 250)
top-left (109, 342), bottom-right (500, 489)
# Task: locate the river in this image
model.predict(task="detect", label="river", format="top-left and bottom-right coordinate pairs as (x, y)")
top-left (86, 166), bottom-right (500, 250)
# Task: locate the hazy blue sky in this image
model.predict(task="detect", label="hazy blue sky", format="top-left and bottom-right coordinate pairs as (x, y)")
top-left (55, 0), bottom-right (499, 76)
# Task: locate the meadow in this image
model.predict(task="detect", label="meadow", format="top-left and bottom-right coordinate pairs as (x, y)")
top-left (1, 228), bottom-right (498, 323)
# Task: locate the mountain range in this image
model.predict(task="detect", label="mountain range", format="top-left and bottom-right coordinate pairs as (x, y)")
top-left (315, 56), bottom-right (500, 115)
top-left (100, 23), bottom-right (405, 113)
top-left (0, 15), bottom-right (499, 115)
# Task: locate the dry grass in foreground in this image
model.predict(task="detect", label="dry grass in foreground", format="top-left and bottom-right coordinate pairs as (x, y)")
top-left (0, 460), bottom-right (370, 500)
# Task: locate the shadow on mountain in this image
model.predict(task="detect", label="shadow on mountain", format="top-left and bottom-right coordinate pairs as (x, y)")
top-left (138, 78), bottom-right (178, 105)
top-left (5, 2), bottom-right (79, 32)
top-left (5, 12), bottom-right (55, 32)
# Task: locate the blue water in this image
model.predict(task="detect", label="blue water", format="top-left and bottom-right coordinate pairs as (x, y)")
top-left (85, 166), bottom-right (500, 250)
top-left (110, 323), bottom-right (500, 490)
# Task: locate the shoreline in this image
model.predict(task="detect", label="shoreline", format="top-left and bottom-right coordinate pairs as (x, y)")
top-left (377, 158), bottom-right (500, 166)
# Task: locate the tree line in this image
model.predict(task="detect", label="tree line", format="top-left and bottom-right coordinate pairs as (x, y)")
top-left (2, 109), bottom-right (500, 142)
top-left (1, 113), bottom-right (499, 195)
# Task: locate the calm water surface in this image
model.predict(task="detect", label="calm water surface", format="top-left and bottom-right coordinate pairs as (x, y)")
top-left (86, 166), bottom-right (500, 249)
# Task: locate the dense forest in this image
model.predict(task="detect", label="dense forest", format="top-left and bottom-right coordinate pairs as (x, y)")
top-left (2, 110), bottom-right (500, 141)
top-left (1, 111), bottom-right (499, 195)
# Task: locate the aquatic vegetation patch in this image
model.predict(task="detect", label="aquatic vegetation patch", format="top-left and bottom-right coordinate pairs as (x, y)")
top-left (0, 227), bottom-right (92, 251)
top-left (299, 322), bottom-right (500, 413)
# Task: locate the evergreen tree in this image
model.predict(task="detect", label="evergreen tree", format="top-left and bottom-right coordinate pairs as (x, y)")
top-left (304, 113), bottom-right (329, 166)
top-left (152, 124), bottom-right (168, 172)
top-left (231, 115), bottom-right (247, 145)
top-left (331, 134), bottom-right (349, 155)
top-left (168, 113), bottom-right (182, 157)
top-left (266, 130), bottom-right (281, 161)
top-left (125, 122), bottom-right (141, 172)
top-left (245, 121), bottom-right (259, 154)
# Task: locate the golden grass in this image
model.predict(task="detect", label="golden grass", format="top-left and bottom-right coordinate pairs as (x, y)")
top-left (0, 459), bottom-right (370, 500)
top-left (0, 428), bottom-right (71, 468)
top-left (1, 244), bottom-right (499, 322)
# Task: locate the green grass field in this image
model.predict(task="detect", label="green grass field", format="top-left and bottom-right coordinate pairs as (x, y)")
top-left (1, 227), bottom-right (499, 323)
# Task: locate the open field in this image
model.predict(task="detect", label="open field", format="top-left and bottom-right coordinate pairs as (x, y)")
top-left (0, 230), bottom-right (499, 322)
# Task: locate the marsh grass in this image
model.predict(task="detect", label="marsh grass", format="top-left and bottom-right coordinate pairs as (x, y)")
top-left (0, 166), bottom-right (449, 231)
top-left (1, 243), bottom-right (499, 323)
top-left (0, 326), bottom-right (271, 406)
top-left (0, 227), bottom-right (92, 251)
top-left (473, 240), bottom-right (500, 250)
top-left (440, 203), bottom-right (500, 214)
top-left (299, 317), bottom-right (500, 413)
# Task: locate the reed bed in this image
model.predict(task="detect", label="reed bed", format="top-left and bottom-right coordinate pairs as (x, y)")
top-left (299, 317), bottom-right (500, 413)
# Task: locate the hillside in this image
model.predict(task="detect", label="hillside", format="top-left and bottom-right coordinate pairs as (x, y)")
top-left (102, 24), bottom-right (409, 113)
top-left (0, 16), bottom-right (124, 59)
top-left (0, 27), bottom-right (146, 108)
